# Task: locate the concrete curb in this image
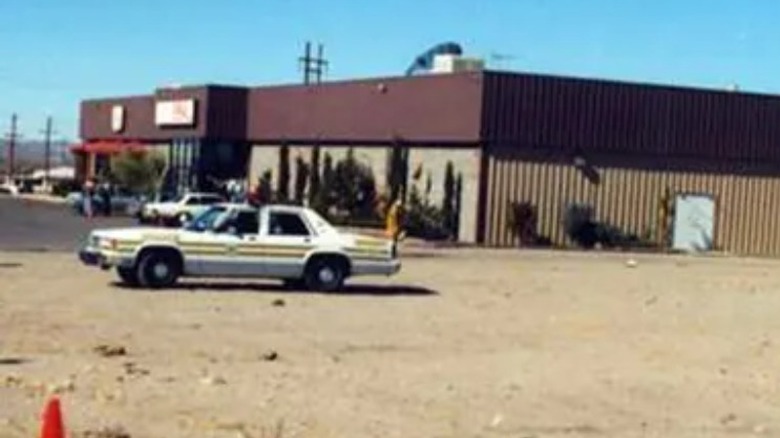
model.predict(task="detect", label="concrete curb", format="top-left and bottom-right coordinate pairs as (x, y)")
top-left (14, 194), bottom-right (68, 205)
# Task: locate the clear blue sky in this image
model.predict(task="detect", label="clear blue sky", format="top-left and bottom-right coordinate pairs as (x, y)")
top-left (0, 0), bottom-right (777, 141)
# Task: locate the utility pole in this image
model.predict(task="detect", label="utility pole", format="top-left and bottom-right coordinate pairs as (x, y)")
top-left (39, 116), bottom-right (56, 188)
top-left (299, 41), bottom-right (328, 85)
top-left (300, 41), bottom-right (312, 85)
top-left (4, 114), bottom-right (19, 180)
top-left (314, 43), bottom-right (327, 84)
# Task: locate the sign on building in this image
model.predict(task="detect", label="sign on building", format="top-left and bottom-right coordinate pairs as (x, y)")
top-left (111, 105), bottom-right (125, 133)
top-left (155, 99), bottom-right (196, 127)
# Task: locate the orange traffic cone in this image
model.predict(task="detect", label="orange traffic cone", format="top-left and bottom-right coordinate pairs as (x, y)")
top-left (39, 396), bottom-right (65, 438)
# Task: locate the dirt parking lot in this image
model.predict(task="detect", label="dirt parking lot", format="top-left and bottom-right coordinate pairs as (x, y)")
top-left (2, 248), bottom-right (780, 437)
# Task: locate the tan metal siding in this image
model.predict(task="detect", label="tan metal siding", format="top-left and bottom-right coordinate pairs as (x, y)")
top-left (484, 156), bottom-right (780, 256)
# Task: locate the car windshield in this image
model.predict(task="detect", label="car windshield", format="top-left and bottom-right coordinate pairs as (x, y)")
top-left (184, 206), bottom-right (230, 232)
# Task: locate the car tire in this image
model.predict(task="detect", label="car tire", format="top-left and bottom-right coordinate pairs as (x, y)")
top-left (304, 257), bottom-right (346, 292)
top-left (116, 266), bottom-right (139, 287)
top-left (137, 251), bottom-right (180, 289)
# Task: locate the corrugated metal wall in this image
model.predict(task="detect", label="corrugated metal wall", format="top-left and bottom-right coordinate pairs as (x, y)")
top-left (483, 154), bottom-right (780, 256)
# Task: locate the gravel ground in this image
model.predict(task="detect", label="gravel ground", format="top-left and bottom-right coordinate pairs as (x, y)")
top-left (2, 248), bottom-right (780, 437)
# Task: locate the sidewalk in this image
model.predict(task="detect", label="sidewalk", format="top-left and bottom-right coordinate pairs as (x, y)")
top-left (15, 193), bottom-right (68, 205)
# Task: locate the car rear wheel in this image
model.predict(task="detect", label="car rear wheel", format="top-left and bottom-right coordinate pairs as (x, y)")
top-left (137, 251), bottom-right (180, 289)
top-left (116, 266), bottom-right (139, 287)
top-left (304, 257), bottom-right (347, 292)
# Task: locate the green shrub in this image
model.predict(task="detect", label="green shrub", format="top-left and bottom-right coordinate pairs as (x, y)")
top-left (111, 151), bottom-right (166, 195)
top-left (277, 144), bottom-right (290, 202)
top-left (294, 155), bottom-right (309, 205)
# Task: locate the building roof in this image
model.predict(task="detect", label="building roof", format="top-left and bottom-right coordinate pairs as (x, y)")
top-left (80, 70), bottom-right (780, 164)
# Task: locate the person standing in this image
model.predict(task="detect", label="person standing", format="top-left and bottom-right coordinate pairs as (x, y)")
top-left (83, 179), bottom-right (95, 219)
top-left (100, 181), bottom-right (112, 216)
top-left (385, 198), bottom-right (405, 242)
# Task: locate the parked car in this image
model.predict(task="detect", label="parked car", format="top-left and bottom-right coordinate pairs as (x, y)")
top-left (137, 192), bottom-right (226, 225)
top-left (0, 181), bottom-right (19, 196)
top-left (78, 203), bottom-right (401, 291)
top-left (67, 190), bottom-right (147, 216)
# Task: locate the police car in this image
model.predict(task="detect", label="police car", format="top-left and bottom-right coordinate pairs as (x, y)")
top-left (79, 203), bottom-right (401, 291)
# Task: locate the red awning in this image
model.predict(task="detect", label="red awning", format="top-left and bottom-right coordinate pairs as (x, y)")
top-left (70, 141), bottom-right (148, 154)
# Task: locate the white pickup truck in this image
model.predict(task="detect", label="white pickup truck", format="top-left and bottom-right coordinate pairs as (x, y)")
top-left (79, 204), bottom-right (401, 291)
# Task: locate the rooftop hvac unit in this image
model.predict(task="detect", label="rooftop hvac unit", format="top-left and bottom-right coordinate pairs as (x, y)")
top-left (431, 54), bottom-right (485, 74)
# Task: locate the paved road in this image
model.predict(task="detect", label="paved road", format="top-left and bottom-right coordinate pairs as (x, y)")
top-left (0, 196), bottom-right (134, 252)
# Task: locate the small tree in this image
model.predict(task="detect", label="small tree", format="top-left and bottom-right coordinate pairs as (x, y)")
top-left (454, 172), bottom-right (463, 239)
top-left (442, 161), bottom-right (456, 238)
top-left (425, 171), bottom-right (432, 204)
top-left (308, 145), bottom-right (321, 205)
top-left (277, 144), bottom-right (290, 201)
top-left (259, 170), bottom-right (273, 203)
top-left (387, 146), bottom-right (408, 206)
top-left (294, 155), bottom-right (309, 205)
top-left (313, 152), bottom-right (335, 215)
top-left (332, 148), bottom-right (377, 219)
top-left (404, 177), bottom-right (449, 241)
top-left (112, 151), bottom-right (166, 195)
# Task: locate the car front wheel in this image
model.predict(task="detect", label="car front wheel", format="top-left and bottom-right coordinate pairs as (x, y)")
top-left (137, 251), bottom-right (180, 289)
top-left (116, 266), bottom-right (139, 287)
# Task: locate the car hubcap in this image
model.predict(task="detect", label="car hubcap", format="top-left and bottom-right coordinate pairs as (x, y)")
top-left (318, 267), bottom-right (336, 284)
top-left (153, 262), bottom-right (169, 279)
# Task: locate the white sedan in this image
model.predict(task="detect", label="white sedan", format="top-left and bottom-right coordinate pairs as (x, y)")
top-left (79, 204), bottom-right (401, 291)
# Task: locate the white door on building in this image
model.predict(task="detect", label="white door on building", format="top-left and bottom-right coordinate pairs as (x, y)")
top-left (672, 194), bottom-right (715, 252)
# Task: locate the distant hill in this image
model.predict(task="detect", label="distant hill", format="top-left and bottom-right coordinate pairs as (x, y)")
top-left (0, 140), bottom-right (74, 169)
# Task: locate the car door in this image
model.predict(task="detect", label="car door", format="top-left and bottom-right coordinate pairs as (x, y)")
top-left (252, 209), bottom-right (315, 278)
top-left (230, 210), bottom-right (267, 277)
top-left (188, 230), bottom-right (242, 277)
top-left (177, 207), bottom-right (241, 277)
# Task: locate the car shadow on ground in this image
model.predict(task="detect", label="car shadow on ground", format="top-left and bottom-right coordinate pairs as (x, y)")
top-left (112, 281), bottom-right (438, 297)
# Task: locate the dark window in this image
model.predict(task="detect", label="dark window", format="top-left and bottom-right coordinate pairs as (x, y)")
top-left (234, 211), bottom-right (259, 235)
top-left (269, 212), bottom-right (310, 236)
top-left (185, 196), bottom-right (201, 205)
top-left (202, 196), bottom-right (223, 205)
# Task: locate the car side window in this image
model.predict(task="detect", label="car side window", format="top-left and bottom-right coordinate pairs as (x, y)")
top-left (268, 212), bottom-right (310, 236)
top-left (185, 196), bottom-right (200, 205)
top-left (234, 211), bottom-right (259, 235)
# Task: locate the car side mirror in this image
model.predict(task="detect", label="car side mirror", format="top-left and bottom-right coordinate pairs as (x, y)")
top-left (227, 226), bottom-right (238, 235)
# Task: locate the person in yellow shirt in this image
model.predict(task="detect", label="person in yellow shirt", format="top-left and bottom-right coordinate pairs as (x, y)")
top-left (385, 198), bottom-right (406, 242)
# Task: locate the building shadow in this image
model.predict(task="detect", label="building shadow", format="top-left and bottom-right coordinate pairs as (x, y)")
top-left (112, 281), bottom-right (438, 297)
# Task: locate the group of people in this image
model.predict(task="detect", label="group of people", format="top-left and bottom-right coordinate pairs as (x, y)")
top-left (208, 177), bottom-right (251, 204)
top-left (81, 178), bottom-right (114, 218)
